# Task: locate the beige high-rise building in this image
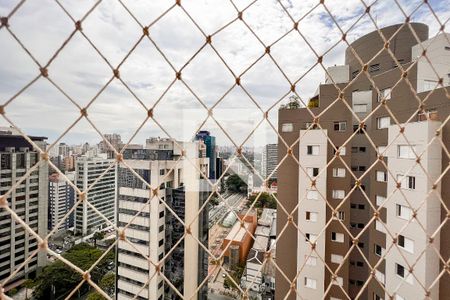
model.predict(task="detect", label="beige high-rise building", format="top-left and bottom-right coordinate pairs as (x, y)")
top-left (277, 24), bottom-right (450, 300)
top-left (116, 139), bottom-right (209, 300)
top-left (0, 128), bottom-right (48, 290)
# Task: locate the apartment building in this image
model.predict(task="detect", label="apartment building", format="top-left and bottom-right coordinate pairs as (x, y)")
top-left (195, 131), bottom-right (217, 179)
top-left (116, 139), bottom-right (209, 300)
top-left (0, 128), bottom-right (48, 288)
top-left (74, 154), bottom-right (116, 236)
top-left (277, 23), bottom-right (450, 300)
top-left (261, 144), bottom-right (278, 180)
top-left (48, 172), bottom-right (75, 231)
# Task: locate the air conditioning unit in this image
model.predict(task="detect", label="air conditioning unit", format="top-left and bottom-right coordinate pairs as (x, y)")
top-left (19, 147), bottom-right (29, 152)
top-left (5, 147), bottom-right (15, 153)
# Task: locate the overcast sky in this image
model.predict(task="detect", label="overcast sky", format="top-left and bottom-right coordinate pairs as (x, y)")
top-left (0, 0), bottom-right (448, 149)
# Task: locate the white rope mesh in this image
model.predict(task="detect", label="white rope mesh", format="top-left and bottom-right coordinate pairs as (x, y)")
top-left (0, 0), bottom-right (449, 300)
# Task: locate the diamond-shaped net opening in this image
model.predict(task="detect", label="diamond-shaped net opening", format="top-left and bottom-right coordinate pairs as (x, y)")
top-left (0, 0), bottom-right (449, 300)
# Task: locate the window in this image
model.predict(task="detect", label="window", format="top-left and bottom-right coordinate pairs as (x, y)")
top-left (332, 190), bottom-right (345, 199)
top-left (306, 211), bottom-right (318, 222)
top-left (396, 204), bottom-right (412, 220)
top-left (396, 263), bottom-right (406, 278)
top-left (369, 63), bottom-right (380, 73)
top-left (353, 124), bottom-right (367, 133)
top-left (306, 190), bottom-right (319, 200)
top-left (376, 171), bottom-right (387, 182)
top-left (331, 232), bottom-right (344, 243)
top-left (374, 293), bottom-right (384, 300)
top-left (159, 169), bottom-right (165, 175)
top-left (307, 145), bottom-right (319, 155)
top-left (353, 104), bottom-right (368, 113)
top-left (332, 168), bottom-right (346, 178)
top-left (335, 146), bottom-right (346, 156)
top-left (397, 175), bottom-right (416, 190)
top-left (398, 235), bottom-right (414, 253)
top-left (304, 277), bottom-right (317, 289)
top-left (375, 244), bottom-right (384, 256)
top-left (334, 121), bottom-right (347, 131)
top-left (397, 145), bottom-right (416, 159)
top-left (377, 116), bottom-right (390, 129)
top-left (378, 88), bottom-right (392, 101)
top-left (306, 167), bottom-right (319, 178)
top-left (375, 220), bottom-right (385, 233)
top-left (331, 254), bottom-right (343, 264)
top-left (305, 255), bottom-right (317, 266)
top-left (337, 211), bottom-right (345, 221)
top-left (281, 123), bottom-right (293, 132)
top-left (305, 233), bottom-right (317, 243)
top-left (376, 195), bottom-right (386, 206)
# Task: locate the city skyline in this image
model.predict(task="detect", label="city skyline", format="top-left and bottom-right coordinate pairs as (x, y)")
top-left (0, 1), bottom-right (448, 147)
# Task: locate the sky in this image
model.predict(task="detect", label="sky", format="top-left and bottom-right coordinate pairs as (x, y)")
top-left (0, 0), bottom-right (449, 149)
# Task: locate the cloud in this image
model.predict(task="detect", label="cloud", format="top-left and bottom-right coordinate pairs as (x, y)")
top-left (0, 0), bottom-right (448, 147)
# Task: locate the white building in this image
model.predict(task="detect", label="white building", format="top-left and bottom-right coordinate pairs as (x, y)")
top-left (48, 172), bottom-right (74, 231)
top-left (384, 121), bottom-right (442, 300)
top-left (0, 128), bottom-right (48, 288)
top-left (116, 140), bottom-right (209, 300)
top-left (261, 144), bottom-right (278, 180)
top-left (74, 154), bottom-right (116, 236)
top-left (296, 129), bottom-right (328, 299)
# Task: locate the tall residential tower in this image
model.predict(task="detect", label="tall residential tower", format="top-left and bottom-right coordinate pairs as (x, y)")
top-left (277, 24), bottom-right (450, 300)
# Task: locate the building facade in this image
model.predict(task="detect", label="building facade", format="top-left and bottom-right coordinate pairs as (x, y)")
top-left (0, 128), bottom-right (48, 288)
top-left (116, 139), bottom-right (209, 300)
top-left (261, 144), bottom-right (278, 180)
top-left (74, 154), bottom-right (116, 236)
top-left (48, 172), bottom-right (75, 231)
top-left (195, 131), bottom-right (217, 179)
top-left (277, 23), bottom-right (450, 300)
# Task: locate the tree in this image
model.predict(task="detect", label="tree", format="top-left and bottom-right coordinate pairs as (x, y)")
top-left (209, 196), bottom-right (219, 206)
top-left (99, 273), bottom-right (115, 296)
top-left (92, 231), bottom-right (105, 247)
top-left (286, 95), bottom-right (300, 109)
top-left (225, 174), bottom-right (247, 194)
top-left (23, 279), bottom-right (34, 300)
top-left (87, 291), bottom-right (107, 300)
top-left (33, 243), bottom-right (113, 300)
top-left (247, 192), bottom-right (277, 209)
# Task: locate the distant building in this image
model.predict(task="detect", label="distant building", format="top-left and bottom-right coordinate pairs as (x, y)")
top-left (195, 131), bottom-right (217, 179)
top-left (98, 133), bottom-right (123, 158)
top-left (58, 142), bottom-right (69, 157)
top-left (116, 139), bottom-right (209, 300)
top-left (221, 210), bottom-right (257, 266)
top-left (216, 156), bottom-right (224, 179)
top-left (0, 127), bottom-right (48, 288)
top-left (48, 172), bottom-right (75, 231)
top-left (261, 144), bottom-right (277, 180)
top-left (74, 154), bottom-right (116, 235)
top-left (63, 155), bottom-right (76, 171)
